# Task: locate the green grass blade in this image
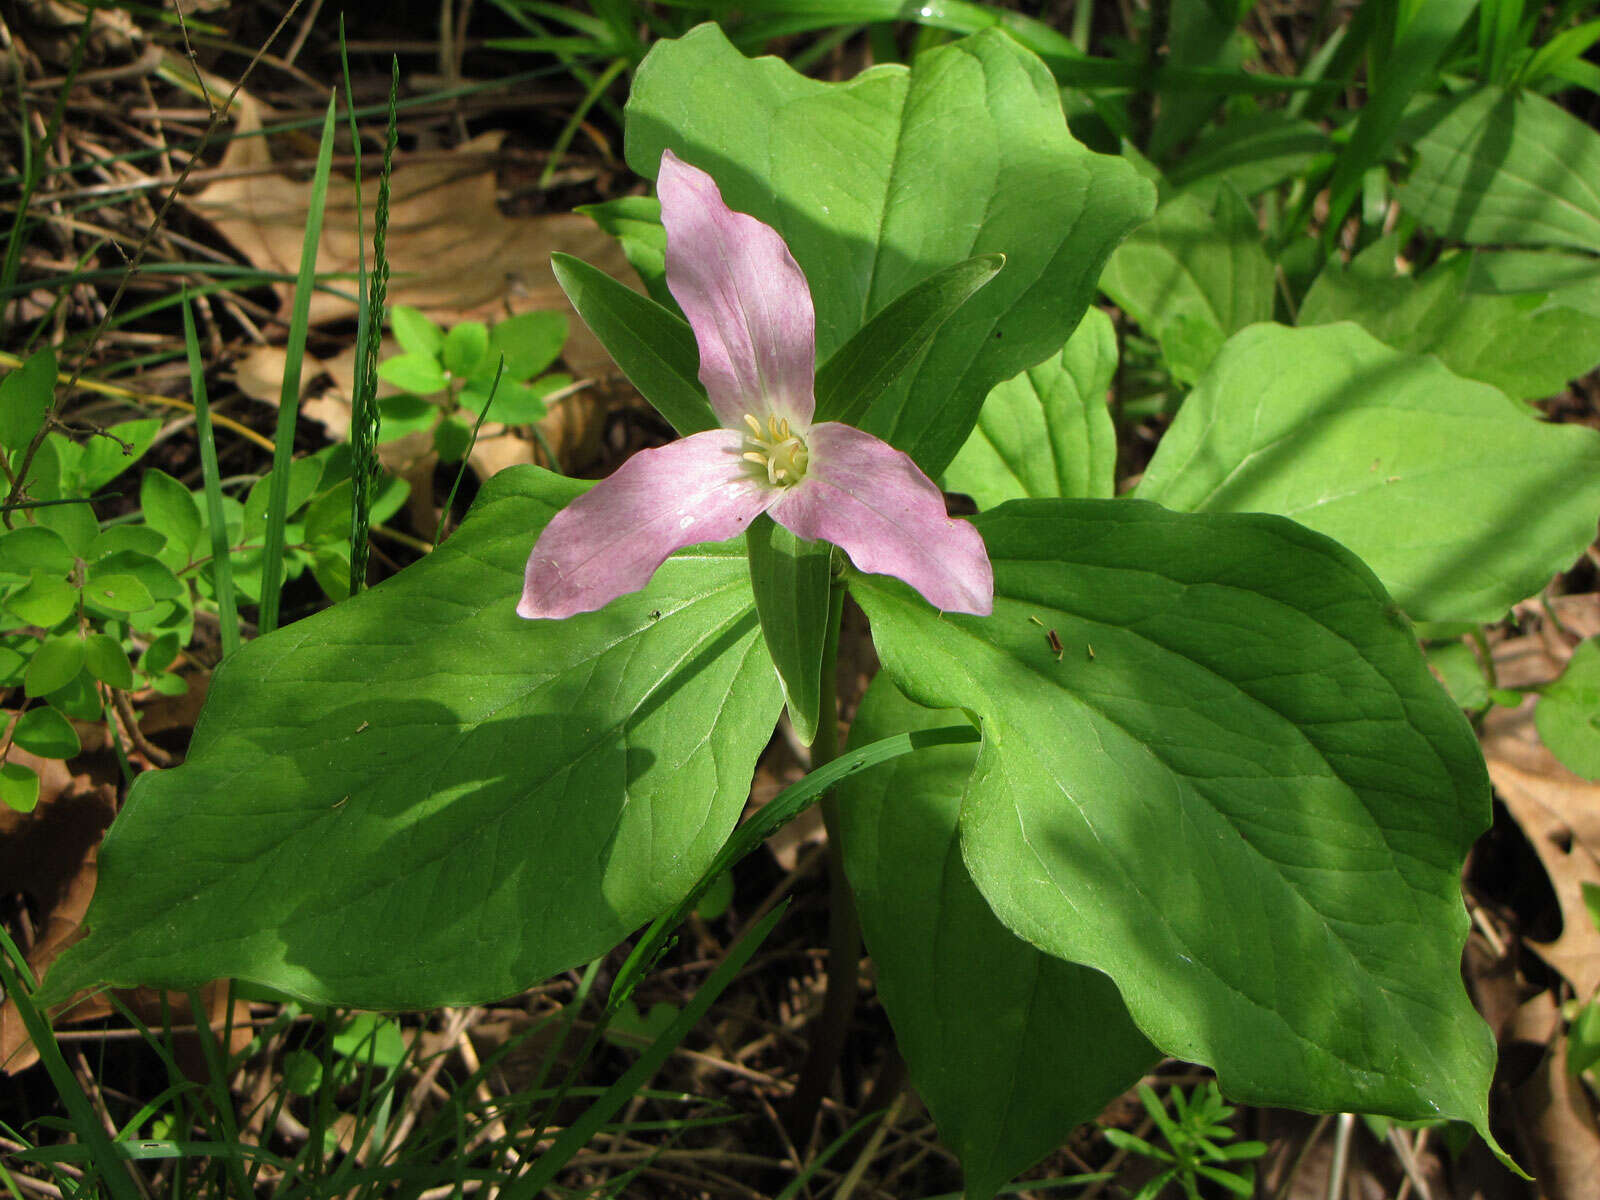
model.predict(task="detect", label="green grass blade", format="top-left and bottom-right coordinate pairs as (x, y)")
top-left (610, 722), bottom-right (980, 1011)
top-left (177, 989), bottom-right (254, 1200)
top-left (0, 930), bottom-right (143, 1200)
top-left (258, 92), bottom-right (338, 635)
top-left (435, 358), bottom-right (503, 545)
top-left (1317, 0), bottom-right (1476, 246)
top-left (500, 902), bottom-right (789, 1199)
top-left (772, 1107), bottom-right (888, 1200)
top-left (182, 293), bottom-right (240, 658)
top-left (539, 56), bottom-right (628, 187)
top-left (1478, 0), bottom-right (1526, 82)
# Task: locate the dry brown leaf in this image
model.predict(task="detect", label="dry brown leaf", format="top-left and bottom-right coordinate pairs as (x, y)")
top-left (1483, 712), bottom-right (1600, 1002)
top-left (1483, 604), bottom-right (1600, 1006)
top-left (1, 746), bottom-right (115, 1072)
top-left (1, 726), bottom-right (245, 1073)
top-left (1509, 1031), bottom-right (1600, 1198)
top-left (187, 93), bottom-right (628, 376)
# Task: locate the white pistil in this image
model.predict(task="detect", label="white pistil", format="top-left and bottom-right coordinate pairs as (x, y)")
top-left (740, 412), bottom-right (809, 487)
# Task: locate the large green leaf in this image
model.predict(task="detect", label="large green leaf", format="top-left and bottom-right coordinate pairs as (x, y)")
top-left (625, 24), bottom-right (1153, 476)
top-left (1398, 85), bottom-right (1600, 253)
top-left (944, 306), bottom-right (1118, 508)
top-left (1301, 237), bottom-right (1600, 400)
top-left (838, 677), bottom-right (1155, 1200)
top-left (41, 467), bottom-right (782, 1010)
top-left (849, 499), bottom-right (1502, 1156)
top-left (1099, 184), bottom-right (1272, 384)
top-left (1165, 111), bottom-right (1330, 199)
top-left (1464, 248), bottom-right (1600, 317)
top-left (1136, 322), bottom-right (1600, 623)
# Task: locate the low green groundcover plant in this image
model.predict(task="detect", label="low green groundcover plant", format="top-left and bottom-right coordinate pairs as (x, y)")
top-left (24, 14), bottom-right (1600, 1195)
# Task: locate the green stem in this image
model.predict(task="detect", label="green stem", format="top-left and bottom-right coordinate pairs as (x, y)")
top-left (785, 579), bottom-right (862, 1143)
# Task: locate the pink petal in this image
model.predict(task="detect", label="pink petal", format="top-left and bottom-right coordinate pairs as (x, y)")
top-left (658, 150), bottom-right (816, 431)
top-left (519, 430), bottom-right (777, 620)
top-left (770, 423), bottom-right (994, 615)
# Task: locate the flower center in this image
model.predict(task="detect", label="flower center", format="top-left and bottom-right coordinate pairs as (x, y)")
top-left (741, 413), bottom-right (809, 487)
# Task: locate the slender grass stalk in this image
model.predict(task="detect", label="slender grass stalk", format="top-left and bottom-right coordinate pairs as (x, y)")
top-left (180, 989), bottom-right (254, 1199)
top-left (773, 1106), bottom-right (889, 1200)
top-left (182, 294), bottom-right (241, 657)
top-left (258, 93), bottom-right (338, 635)
top-left (0, 930), bottom-right (143, 1200)
top-left (500, 902), bottom-right (789, 1199)
top-left (519, 955), bottom-right (604, 1169)
top-left (435, 358), bottom-right (504, 545)
top-left (341, 49), bottom-right (399, 596)
top-left (539, 56), bottom-right (628, 188)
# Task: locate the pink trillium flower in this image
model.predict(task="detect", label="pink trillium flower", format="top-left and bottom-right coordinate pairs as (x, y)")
top-left (518, 150), bottom-right (994, 620)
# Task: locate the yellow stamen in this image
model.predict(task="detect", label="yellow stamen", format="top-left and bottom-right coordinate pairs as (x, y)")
top-left (739, 410), bottom-right (809, 488)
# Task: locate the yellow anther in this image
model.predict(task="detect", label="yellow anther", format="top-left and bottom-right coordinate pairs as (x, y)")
top-left (740, 410), bottom-right (810, 488)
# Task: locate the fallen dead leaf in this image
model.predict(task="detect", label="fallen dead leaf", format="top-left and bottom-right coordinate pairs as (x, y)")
top-left (187, 92), bottom-right (629, 374)
top-left (0, 744), bottom-right (114, 1073)
top-left (207, 89), bottom-right (625, 497)
top-left (1, 728), bottom-right (246, 1074)
top-left (1483, 608), bottom-right (1600, 1002)
top-left (1509, 1027), bottom-right (1600, 1198)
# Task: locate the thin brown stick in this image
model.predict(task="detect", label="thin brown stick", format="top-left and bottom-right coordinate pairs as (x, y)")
top-left (112, 689), bottom-right (172, 767)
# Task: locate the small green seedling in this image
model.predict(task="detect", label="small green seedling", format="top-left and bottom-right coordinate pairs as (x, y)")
top-left (1103, 1081), bottom-right (1267, 1200)
top-left (378, 307), bottom-right (571, 462)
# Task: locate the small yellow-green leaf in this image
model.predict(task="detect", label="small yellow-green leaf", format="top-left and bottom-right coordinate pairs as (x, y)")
top-left (1536, 638), bottom-right (1600, 780)
top-left (378, 352), bottom-right (449, 396)
top-left (433, 416), bottom-right (473, 464)
top-left (0, 525), bottom-right (75, 580)
top-left (140, 470), bottom-right (203, 563)
top-left (487, 311), bottom-right (567, 381)
top-left (0, 763), bottom-right (40, 814)
top-left (6, 572), bottom-right (77, 628)
top-left (442, 322), bottom-right (489, 378)
top-left (83, 633), bottom-right (134, 690)
top-left (25, 635), bottom-right (84, 697)
top-left (84, 573), bottom-right (154, 614)
top-left (141, 631), bottom-right (181, 675)
top-left (12, 705), bottom-right (81, 759)
top-left (0, 347), bottom-right (57, 453)
top-left (390, 306), bottom-right (444, 357)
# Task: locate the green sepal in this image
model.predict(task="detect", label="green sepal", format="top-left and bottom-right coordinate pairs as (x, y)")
top-left (815, 253), bottom-right (1004, 429)
top-left (746, 515), bottom-right (833, 745)
top-left (551, 252), bottom-right (716, 437)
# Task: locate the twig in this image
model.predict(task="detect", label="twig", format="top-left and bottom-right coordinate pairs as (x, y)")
top-left (112, 689), bottom-right (172, 767)
top-left (1326, 1112), bottom-right (1355, 1200)
top-left (1268, 1112), bottom-right (1331, 1200)
top-left (835, 1088), bottom-right (906, 1200)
